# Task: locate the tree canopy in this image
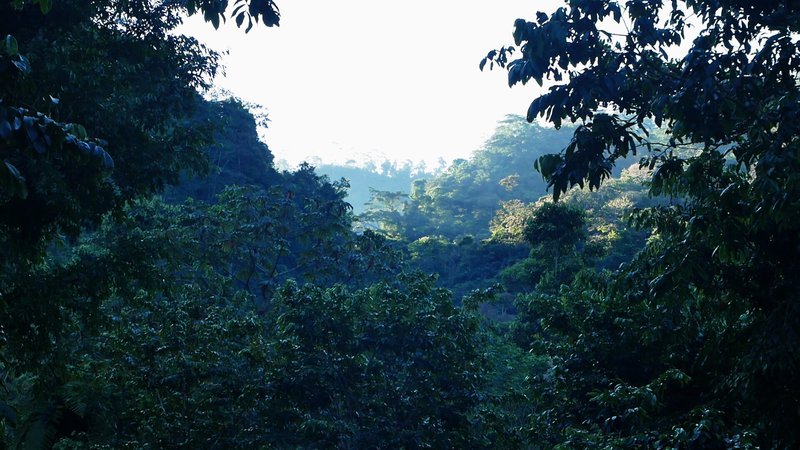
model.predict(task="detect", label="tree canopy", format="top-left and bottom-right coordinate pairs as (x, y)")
top-left (0, 0), bottom-right (280, 261)
top-left (483, 0), bottom-right (800, 446)
top-left (3, 0), bottom-right (800, 447)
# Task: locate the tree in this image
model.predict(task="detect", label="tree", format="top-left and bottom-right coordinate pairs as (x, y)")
top-left (190, 168), bottom-right (401, 300)
top-left (0, 1), bottom-right (282, 445)
top-left (523, 202), bottom-right (585, 262)
top-left (485, 0), bottom-right (800, 446)
top-left (483, 1), bottom-right (798, 204)
top-left (0, 178), bottom-right (404, 447)
top-left (259, 275), bottom-right (489, 448)
top-left (29, 193), bottom-right (492, 447)
top-left (499, 201), bottom-right (587, 293)
top-left (393, 117), bottom-right (575, 240)
top-left (0, 0), bottom-right (280, 262)
top-left (359, 188), bottom-right (409, 238)
top-left (164, 97), bottom-right (280, 203)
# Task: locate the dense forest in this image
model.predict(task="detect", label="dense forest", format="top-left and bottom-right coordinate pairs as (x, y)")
top-left (2, 0), bottom-right (799, 448)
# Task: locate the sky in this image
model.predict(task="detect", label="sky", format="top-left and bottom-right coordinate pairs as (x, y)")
top-left (180, 1), bottom-right (561, 169)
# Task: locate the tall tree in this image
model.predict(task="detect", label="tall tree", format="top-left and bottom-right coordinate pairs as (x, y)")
top-left (0, 0), bottom-right (279, 261)
top-left (485, 0), bottom-right (800, 446)
top-left (0, 1), bottom-right (281, 445)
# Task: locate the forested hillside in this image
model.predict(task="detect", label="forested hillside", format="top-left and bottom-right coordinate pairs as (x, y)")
top-left (2, 0), bottom-right (799, 449)
top-left (359, 115), bottom-right (651, 300)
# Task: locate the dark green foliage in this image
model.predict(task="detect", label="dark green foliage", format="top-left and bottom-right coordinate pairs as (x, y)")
top-left (191, 170), bottom-right (402, 297)
top-left (262, 276), bottom-right (487, 448)
top-left (1, 0), bottom-right (285, 260)
top-left (74, 203), bottom-right (267, 447)
top-left (485, 0), bottom-right (800, 446)
top-left (8, 196), bottom-right (498, 447)
top-left (499, 201), bottom-right (588, 294)
top-left (0, 0), bottom-right (218, 262)
top-left (190, 0), bottom-right (282, 31)
top-left (165, 98), bottom-right (279, 203)
top-left (9, 0), bottom-right (799, 447)
top-left (0, 1), bottom-right (286, 447)
top-left (522, 202), bottom-right (585, 250)
top-left (407, 235), bottom-right (529, 300)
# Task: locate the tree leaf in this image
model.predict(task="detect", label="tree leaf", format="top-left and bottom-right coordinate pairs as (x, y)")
top-left (0, 119), bottom-right (11, 138)
top-left (4, 35), bottom-right (19, 55)
top-left (2, 160), bottom-right (28, 199)
top-left (12, 55), bottom-right (31, 74)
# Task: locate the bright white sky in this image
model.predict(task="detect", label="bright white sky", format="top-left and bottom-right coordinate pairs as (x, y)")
top-left (180, 1), bottom-right (561, 169)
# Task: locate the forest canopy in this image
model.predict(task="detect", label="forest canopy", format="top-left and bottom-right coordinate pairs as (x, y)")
top-left (480, 0), bottom-right (800, 446)
top-left (1, 0), bottom-right (799, 448)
